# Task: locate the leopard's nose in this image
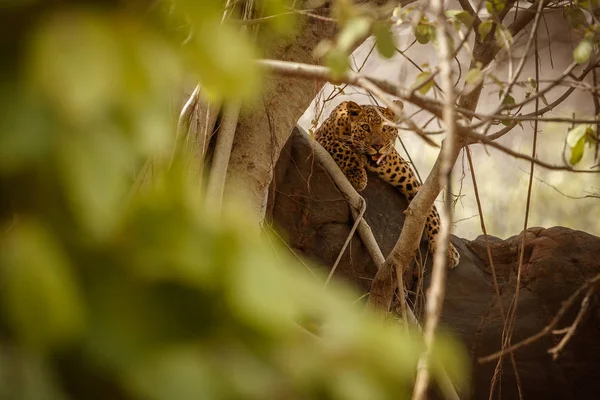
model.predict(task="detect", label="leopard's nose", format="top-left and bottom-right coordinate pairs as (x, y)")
top-left (372, 144), bottom-right (383, 151)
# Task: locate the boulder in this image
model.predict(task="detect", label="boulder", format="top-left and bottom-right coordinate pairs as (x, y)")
top-left (268, 127), bottom-right (600, 400)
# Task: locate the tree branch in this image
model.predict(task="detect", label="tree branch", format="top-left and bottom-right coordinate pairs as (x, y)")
top-left (206, 102), bottom-right (242, 213)
top-left (479, 273), bottom-right (600, 363)
top-left (412, 0), bottom-right (459, 396)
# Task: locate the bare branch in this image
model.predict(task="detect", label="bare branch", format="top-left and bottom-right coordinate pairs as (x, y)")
top-left (295, 131), bottom-right (386, 268)
top-left (206, 102), bottom-right (242, 213)
top-left (465, 147), bottom-right (523, 397)
top-left (324, 198), bottom-right (366, 287)
top-left (479, 273), bottom-right (600, 363)
top-left (507, 0), bottom-right (551, 37)
top-left (412, 0), bottom-right (458, 397)
top-left (548, 287), bottom-right (594, 359)
top-left (259, 59), bottom-right (600, 172)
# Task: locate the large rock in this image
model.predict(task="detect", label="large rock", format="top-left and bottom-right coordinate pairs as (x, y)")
top-left (267, 127), bottom-right (600, 400)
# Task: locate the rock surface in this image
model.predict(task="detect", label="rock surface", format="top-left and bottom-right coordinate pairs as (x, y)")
top-left (268, 127), bottom-right (600, 400)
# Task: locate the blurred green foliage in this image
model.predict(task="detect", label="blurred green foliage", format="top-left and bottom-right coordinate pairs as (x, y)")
top-left (0, 1), bottom-right (466, 399)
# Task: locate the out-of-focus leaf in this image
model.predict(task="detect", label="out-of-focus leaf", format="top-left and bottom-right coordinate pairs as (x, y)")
top-left (0, 220), bottom-right (85, 350)
top-left (186, 22), bottom-right (261, 100)
top-left (527, 76), bottom-right (538, 90)
top-left (485, 0), bottom-right (506, 14)
top-left (569, 134), bottom-right (586, 165)
top-left (260, 0), bottom-right (297, 34)
top-left (431, 331), bottom-right (470, 393)
top-left (0, 88), bottom-right (53, 173)
top-left (29, 12), bottom-right (121, 122)
top-left (57, 129), bottom-right (131, 240)
top-left (465, 66), bottom-right (484, 86)
top-left (573, 38), bottom-right (594, 64)
top-left (412, 71), bottom-right (435, 95)
top-left (127, 345), bottom-right (215, 400)
top-left (502, 93), bottom-right (516, 106)
top-left (0, 349), bottom-right (68, 400)
top-left (338, 17), bottom-right (372, 52)
top-left (478, 19), bottom-right (493, 42)
top-left (566, 124), bottom-right (596, 164)
top-left (0, 1), bottom-right (470, 399)
top-left (577, 0), bottom-right (600, 10)
top-left (445, 10), bottom-right (474, 27)
top-left (373, 22), bottom-right (396, 59)
top-left (495, 25), bottom-right (513, 49)
top-left (564, 5), bottom-right (588, 29)
top-left (414, 19), bottom-right (435, 44)
top-left (325, 48), bottom-right (350, 78)
top-left (566, 124), bottom-right (590, 147)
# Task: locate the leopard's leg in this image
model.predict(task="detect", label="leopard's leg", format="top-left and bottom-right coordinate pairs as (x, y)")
top-left (367, 149), bottom-right (460, 268)
top-left (424, 205), bottom-right (460, 269)
top-left (317, 138), bottom-right (368, 191)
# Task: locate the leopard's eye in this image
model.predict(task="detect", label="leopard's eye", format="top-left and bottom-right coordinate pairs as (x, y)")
top-left (361, 124), bottom-right (370, 132)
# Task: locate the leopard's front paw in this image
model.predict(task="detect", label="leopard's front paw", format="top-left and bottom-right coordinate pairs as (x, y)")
top-left (347, 174), bottom-right (367, 192)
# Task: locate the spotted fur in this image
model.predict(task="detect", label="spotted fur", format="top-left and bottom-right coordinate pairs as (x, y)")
top-left (314, 101), bottom-right (460, 269)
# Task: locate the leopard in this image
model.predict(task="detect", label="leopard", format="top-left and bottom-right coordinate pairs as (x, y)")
top-left (314, 100), bottom-right (460, 269)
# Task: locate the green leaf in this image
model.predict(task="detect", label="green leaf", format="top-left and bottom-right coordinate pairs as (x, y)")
top-left (445, 10), bottom-right (474, 27)
top-left (465, 66), bottom-right (484, 86)
top-left (502, 94), bottom-right (516, 106)
top-left (564, 6), bottom-right (588, 29)
top-left (577, 0), bottom-right (600, 10)
top-left (413, 71), bottom-right (435, 95)
top-left (485, 0), bottom-right (506, 14)
top-left (325, 49), bottom-right (350, 78)
top-left (414, 20), bottom-right (435, 44)
top-left (495, 25), bottom-right (513, 49)
top-left (527, 77), bottom-right (538, 90)
top-left (573, 39), bottom-right (594, 64)
top-left (478, 19), bottom-right (494, 42)
top-left (29, 12), bottom-right (121, 121)
top-left (569, 134), bottom-right (586, 165)
top-left (373, 22), bottom-right (396, 59)
top-left (57, 128), bottom-right (131, 240)
top-left (337, 17), bottom-right (372, 52)
top-left (567, 124), bottom-right (591, 147)
top-left (0, 220), bottom-right (85, 350)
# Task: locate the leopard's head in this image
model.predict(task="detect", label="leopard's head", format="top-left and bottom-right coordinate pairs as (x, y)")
top-left (332, 101), bottom-right (402, 165)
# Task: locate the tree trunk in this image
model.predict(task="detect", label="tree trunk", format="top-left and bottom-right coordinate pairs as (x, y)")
top-left (224, 11), bottom-right (336, 222)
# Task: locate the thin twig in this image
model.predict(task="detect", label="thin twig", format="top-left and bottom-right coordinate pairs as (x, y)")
top-left (488, 39), bottom-right (540, 398)
top-left (324, 198), bottom-right (366, 287)
top-left (412, 0), bottom-right (457, 397)
top-left (465, 147), bottom-right (523, 400)
top-left (479, 273), bottom-right (600, 363)
top-left (548, 287), bottom-right (594, 360)
top-left (258, 59), bottom-right (600, 173)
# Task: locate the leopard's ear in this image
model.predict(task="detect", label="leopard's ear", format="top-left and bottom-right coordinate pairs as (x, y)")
top-left (345, 101), bottom-right (362, 117)
top-left (384, 99), bottom-right (404, 119)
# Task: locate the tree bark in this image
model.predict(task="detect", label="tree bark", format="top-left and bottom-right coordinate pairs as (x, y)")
top-left (224, 8), bottom-right (337, 223)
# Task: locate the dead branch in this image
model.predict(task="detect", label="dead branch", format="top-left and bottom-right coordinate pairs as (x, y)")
top-left (465, 147), bottom-right (523, 396)
top-left (294, 128), bottom-right (461, 400)
top-left (548, 286), bottom-right (594, 360)
top-left (479, 273), bottom-right (600, 363)
top-left (206, 102), bottom-right (242, 213)
top-left (412, 0), bottom-right (458, 397)
top-left (324, 197), bottom-right (366, 287)
top-left (259, 59), bottom-right (600, 174)
top-left (296, 130), bottom-right (386, 268)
